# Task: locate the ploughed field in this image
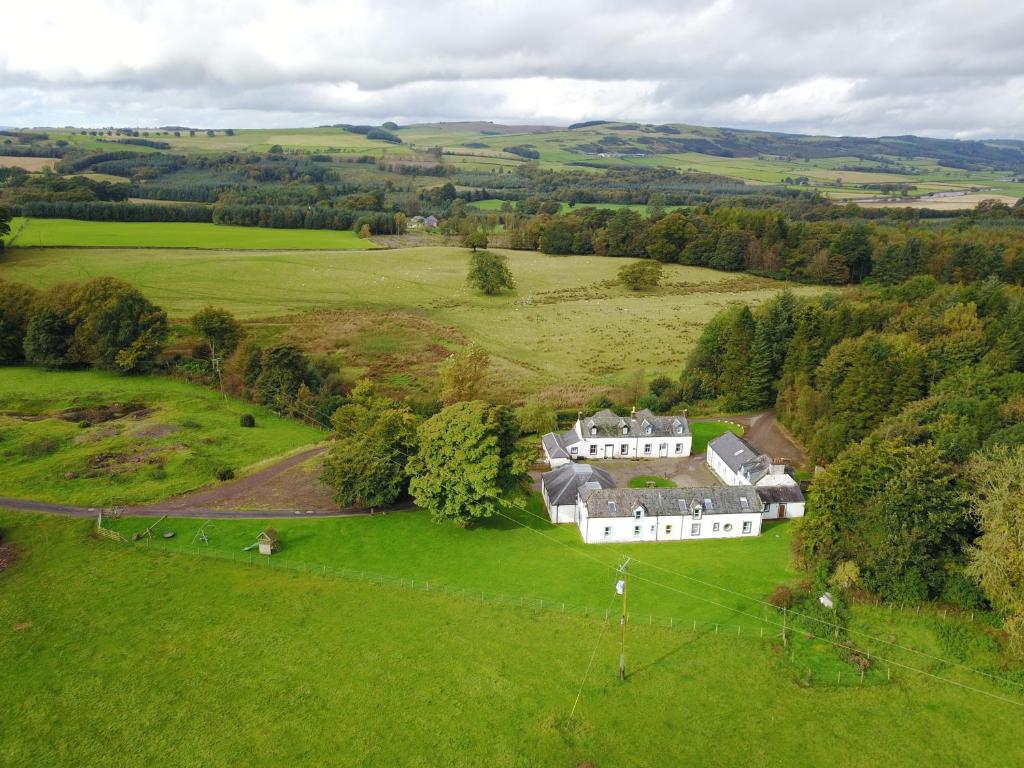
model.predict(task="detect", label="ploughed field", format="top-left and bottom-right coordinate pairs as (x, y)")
top-left (1, 509), bottom-right (1022, 767)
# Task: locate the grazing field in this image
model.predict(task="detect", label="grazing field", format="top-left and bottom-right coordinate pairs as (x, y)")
top-left (2, 511), bottom-right (1022, 767)
top-left (0, 368), bottom-right (321, 506)
top-left (856, 192), bottom-right (1022, 210)
top-left (0, 243), bottom-right (824, 397)
top-left (3, 218), bottom-right (378, 250)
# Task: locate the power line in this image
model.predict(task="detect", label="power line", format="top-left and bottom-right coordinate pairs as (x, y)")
top-left (488, 507), bottom-right (1024, 709)
top-left (507, 498), bottom-right (1024, 693)
top-left (570, 591), bottom-right (619, 719)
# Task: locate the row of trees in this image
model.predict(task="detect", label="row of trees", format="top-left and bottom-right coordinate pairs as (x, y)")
top-left (502, 205), bottom-right (1024, 286)
top-left (674, 278), bottom-right (1024, 652)
top-left (0, 277), bottom-right (168, 372)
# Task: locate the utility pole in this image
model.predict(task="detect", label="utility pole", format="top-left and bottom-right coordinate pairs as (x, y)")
top-left (617, 557), bottom-right (632, 682)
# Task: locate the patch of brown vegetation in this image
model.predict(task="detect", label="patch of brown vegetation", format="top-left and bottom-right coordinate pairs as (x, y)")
top-left (56, 402), bottom-right (150, 426)
top-left (0, 541), bottom-right (17, 573)
top-left (130, 423), bottom-right (181, 440)
top-left (257, 309), bottom-right (467, 395)
top-left (84, 444), bottom-right (180, 477)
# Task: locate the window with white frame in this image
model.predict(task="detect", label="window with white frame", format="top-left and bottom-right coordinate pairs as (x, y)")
top-left (603, 526), bottom-right (611, 538)
top-left (633, 525), bottom-right (641, 536)
top-left (649, 525), bottom-right (655, 535)
top-left (620, 444), bottom-right (628, 455)
top-left (665, 524), bottom-right (673, 535)
top-left (633, 507), bottom-right (643, 518)
top-left (644, 443), bottom-right (652, 455)
top-left (675, 443), bottom-right (684, 454)
top-left (713, 522), bottom-right (720, 532)
top-left (589, 445), bottom-right (597, 456)
top-left (570, 447), bottom-right (578, 455)
top-left (691, 523), bottom-right (701, 536)
top-left (742, 521), bottom-right (752, 534)
top-left (692, 506), bottom-right (702, 521)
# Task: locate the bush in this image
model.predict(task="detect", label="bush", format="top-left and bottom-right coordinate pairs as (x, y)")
top-left (216, 466), bottom-right (236, 481)
top-left (767, 585), bottom-right (794, 610)
top-left (240, 413), bottom-right (256, 428)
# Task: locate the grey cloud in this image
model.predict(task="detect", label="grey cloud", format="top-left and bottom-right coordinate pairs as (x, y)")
top-left (2, 0), bottom-right (1024, 137)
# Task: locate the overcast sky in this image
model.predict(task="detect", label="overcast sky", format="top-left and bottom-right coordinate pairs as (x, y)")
top-left (4, 0), bottom-right (1024, 139)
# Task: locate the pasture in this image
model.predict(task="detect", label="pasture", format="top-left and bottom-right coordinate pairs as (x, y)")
top-left (2, 510), bottom-right (1022, 767)
top-left (0, 241), bottom-right (825, 398)
top-left (0, 368), bottom-right (321, 505)
top-left (4, 218), bottom-right (377, 250)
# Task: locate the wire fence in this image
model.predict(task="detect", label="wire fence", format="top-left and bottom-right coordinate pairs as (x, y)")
top-left (124, 532), bottom-right (781, 639)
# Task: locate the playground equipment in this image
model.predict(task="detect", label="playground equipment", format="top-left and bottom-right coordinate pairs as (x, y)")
top-left (132, 516), bottom-right (168, 542)
top-left (243, 528), bottom-right (280, 556)
top-left (190, 521), bottom-right (214, 546)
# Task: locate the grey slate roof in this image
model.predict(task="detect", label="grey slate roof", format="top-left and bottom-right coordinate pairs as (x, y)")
top-left (708, 431), bottom-right (770, 482)
top-left (582, 409), bottom-right (689, 439)
top-left (542, 463), bottom-right (616, 506)
top-left (542, 429), bottom-right (581, 459)
top-left (755, 485), bottom-right (805, 505)
top-left (581, 486), bottom-right (760, 518)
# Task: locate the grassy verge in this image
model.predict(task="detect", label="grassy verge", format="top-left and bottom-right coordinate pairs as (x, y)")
top-left (0, 368), bottom-right (321, 505)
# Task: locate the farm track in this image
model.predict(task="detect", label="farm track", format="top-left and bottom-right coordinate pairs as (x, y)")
top-left (0, 446), bottom-right (407, 519)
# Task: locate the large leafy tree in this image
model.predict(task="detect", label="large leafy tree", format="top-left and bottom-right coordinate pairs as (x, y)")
top-left (191, 306), bottom-right (246, 365)
top-left (967, 446), bottom-right (1024, 658)
top-left (407, 401), bottom-right (528, 526)
top-left (320, 382), bottom-right (418, 509)
top-left (68, 278), bottom-right (168, 372)
top-left (466, 250), bottom-right (515, 295)
top-left (618, 260), bottom-right (663, 291)
top-left (255, 345), bottom-right (309, 410)
top-left (439, 345), bottom-right (490, 405)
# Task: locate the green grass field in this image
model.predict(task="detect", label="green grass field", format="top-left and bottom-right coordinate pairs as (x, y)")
top-left (4, 218), bottom-right (377, 250)
top-left (0, 242), bottom-right (823, 399)
top-left (691, 420), bottom-right (744, 453)
top-left (0, 368), bottom-right (321, 505)
top-left (2, 510), bottom-right (1022, 767)
top-left (628, 475), bottom-right (677, 488)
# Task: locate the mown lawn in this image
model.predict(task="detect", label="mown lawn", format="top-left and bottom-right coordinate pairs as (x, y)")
top-left (628, 475), bottom-right (677, 488)
top-left (691, 420), bottom-right (744, 453)
top-left (4, 217), bottom-right (378, 250)
top-left (0, 368), bottom-right (321, 505)
top-left (2, 512), bottom-right (1022, 767)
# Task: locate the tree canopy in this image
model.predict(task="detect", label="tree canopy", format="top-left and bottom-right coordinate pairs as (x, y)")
top-left (466, 250), bottom-right (515, 294)
top-left (407, 401), bottom-right (528, 526)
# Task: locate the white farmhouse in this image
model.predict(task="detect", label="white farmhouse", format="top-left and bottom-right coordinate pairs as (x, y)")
top-left (706, 431), bottom-right (805, 519)
top-left (542, 408), bottom-right (691, 466)
top-left (540, 463), bottom-right (615, 523)
top-left (576, 486), bottom-right (762, 544)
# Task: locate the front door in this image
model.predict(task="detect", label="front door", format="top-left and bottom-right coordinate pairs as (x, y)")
top-left (659, 443), bottom-right (668, 457)
top-left (604, 444), bottom-right (613, 459)
top-left (778, 504), bottom-right (786, 519)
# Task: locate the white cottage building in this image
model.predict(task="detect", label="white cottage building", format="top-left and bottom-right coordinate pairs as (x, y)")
top-left (706, 431), bottom-right (805, 519)
top-left (575, 486), bottom-right (763, 544)
top-left (542, 408), bottom-right (691, 466)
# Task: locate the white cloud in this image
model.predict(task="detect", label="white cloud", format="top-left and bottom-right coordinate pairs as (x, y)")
top-left (2, 0), bottom-right (1023, 137)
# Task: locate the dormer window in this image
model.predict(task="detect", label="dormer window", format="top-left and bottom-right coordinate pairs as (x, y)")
top-left (590, 425), bottom-right (597, 436)
top-left (633, 506), bottom-right (644, 519)
top-left (676, 424), bottom-right (684, 435)
top-left (622, 426), bottom-right (629, 435)
top-left (692, 505), bottom-right (702, 520)
top-left (644, 424), bottom-right (653, 435)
